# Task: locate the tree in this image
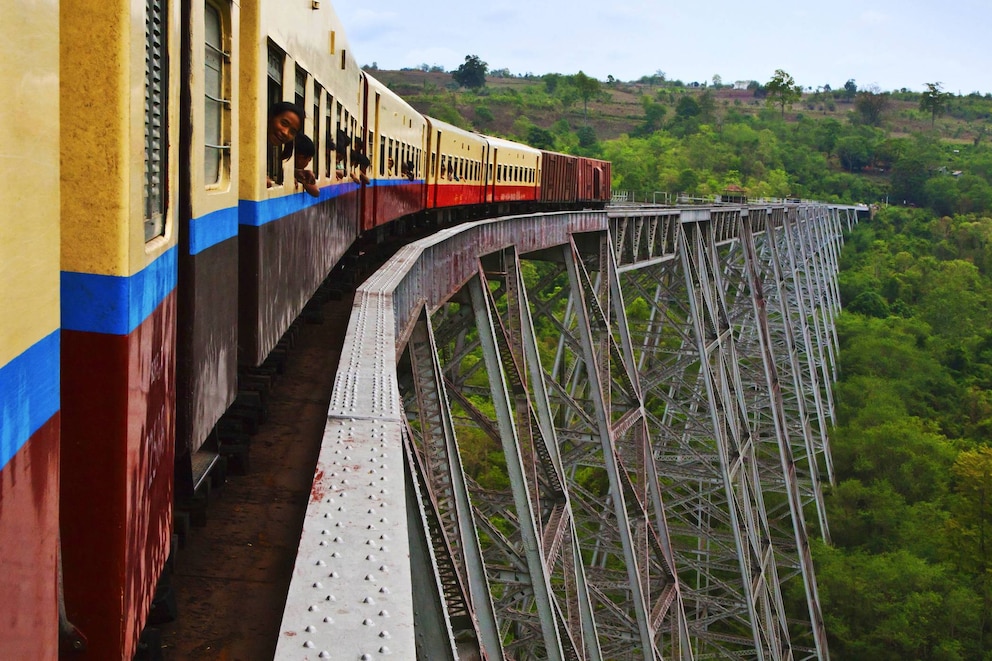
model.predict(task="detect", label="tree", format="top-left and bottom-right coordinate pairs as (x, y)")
top-left (843, 78), bottom-right (858, 100)
top-left (452, 55), bottom-right (488, 89)
top-left (526, 126), bottom-right (555, 150)
top-left (855, 85), bottom-right (891, 127)
top-left (920, 82), bottom-right (953, 129)
top-left (765, 69), bottom-right (802, 118)
top-left (573, 71), bottom-right (601, 118)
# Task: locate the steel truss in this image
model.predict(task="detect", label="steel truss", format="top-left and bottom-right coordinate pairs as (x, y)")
top-left (276, 204), bottom-right (861, 660)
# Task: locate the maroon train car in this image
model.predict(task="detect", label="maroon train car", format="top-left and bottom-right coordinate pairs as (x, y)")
top-left (541, 150), bottom-right (611, 208)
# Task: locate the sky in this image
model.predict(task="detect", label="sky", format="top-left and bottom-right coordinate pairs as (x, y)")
top-left (335, 0), bottom-right (990, 95)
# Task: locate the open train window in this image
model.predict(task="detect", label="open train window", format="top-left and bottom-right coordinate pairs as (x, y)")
top-left (266, 42), bottom-right (285, 184)
top-left (324, 96), bottom-right (333, 176)
top-left (144, 0), bottom-right (168, 242)
top-left (379, 136), bottom-right (386, 176)
top-left (295, 66), bottom-right (306, 110)
top-left (204, 0), bottom-right (231, 188)
top-left (313, 82), bottom-right (321, 178)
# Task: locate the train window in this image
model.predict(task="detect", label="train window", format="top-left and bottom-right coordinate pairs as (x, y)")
top-left (266, 42), bottom-right (285, 185)
top-left (312, 82), bottom-right (321, 178)
top-left (204, 1), bottom-right (231, 188)
top-left (144, 0), bottom-right (168, 242)
top-left (324, 96), bottom-right (333, 177)
top-left (340, 49), bottom-right (346, 70)
top-left (379, 136), bottom-right (386, 176)
top-left (294, 66), bottom-right (306, 110)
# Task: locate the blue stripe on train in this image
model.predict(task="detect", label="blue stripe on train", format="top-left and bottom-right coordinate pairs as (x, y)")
top-left (238, 181), bottom-right (360, 227)
top-left (235, 179), bottom-right (424, 228)
top-left (0, 331), bottom-right (59, 471)
top-left (61, 246), bottom-right (177, 336)
top-left (189, 207), bottom-right (239, 255)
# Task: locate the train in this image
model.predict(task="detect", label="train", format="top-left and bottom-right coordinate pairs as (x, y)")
top-left (0, 0), bottom-right (610, 658)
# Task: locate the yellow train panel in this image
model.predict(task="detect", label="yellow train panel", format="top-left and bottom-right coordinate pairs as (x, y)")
top-left (0, 0), bottom-right (60, 365)
top-left (427, 118), bottom-right (488, 185)
top-left (239, 0), bottom-right (363, 201)
top-left (60, 0), bottom-right (179, 277)
top-left (366, 74), bottom-right (427, 181)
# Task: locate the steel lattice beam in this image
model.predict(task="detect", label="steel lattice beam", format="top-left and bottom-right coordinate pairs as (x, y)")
top-left (276, 204), bottom-right (862, 660)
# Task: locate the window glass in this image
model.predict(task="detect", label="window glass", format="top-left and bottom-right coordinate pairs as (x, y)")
top-left (204, 1), bottom-right (230, 187)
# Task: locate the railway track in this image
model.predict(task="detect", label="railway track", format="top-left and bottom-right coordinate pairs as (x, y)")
top-left (155, 289), bottom-right (354, 661)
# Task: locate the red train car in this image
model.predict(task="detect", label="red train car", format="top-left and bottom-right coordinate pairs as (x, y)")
top-left (426, 117), bottom-right (489, 210)
top-left (487, 136), bottom-right (541, 205)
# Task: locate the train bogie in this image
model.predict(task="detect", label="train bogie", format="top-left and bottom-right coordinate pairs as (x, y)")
top-left (0, 2), bottom-right (61, 657)
top-left (58, 0), bottom-right (182, 655)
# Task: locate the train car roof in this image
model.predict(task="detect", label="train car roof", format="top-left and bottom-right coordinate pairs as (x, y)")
top-left (363, 72), bottom-right (426, 124)
top-left (424, 116), bottom-right (487, 141)
top-left (483, 135), bottom-right (541, 155)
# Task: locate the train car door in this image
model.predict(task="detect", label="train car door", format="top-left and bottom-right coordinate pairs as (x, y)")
top-left (175, 0), bottom-right (241, 495)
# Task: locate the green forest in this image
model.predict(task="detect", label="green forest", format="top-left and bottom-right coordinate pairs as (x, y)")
top-left (378, 65), bottom-right (992, 658)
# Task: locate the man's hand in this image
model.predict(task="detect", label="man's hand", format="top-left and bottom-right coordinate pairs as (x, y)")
top-left (294, 169), bottom-right (316, 185)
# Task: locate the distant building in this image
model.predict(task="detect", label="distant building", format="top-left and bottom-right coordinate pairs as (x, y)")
top-left (733, 80), bottom-right (754, 90)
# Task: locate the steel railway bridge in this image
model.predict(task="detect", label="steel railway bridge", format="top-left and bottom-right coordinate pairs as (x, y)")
top-left (274, 202), bottom-right (863, 660)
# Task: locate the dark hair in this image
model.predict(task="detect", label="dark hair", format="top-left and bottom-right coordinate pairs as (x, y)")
top-left (269, 101), bottom-right (306, 161)
top-left (295, 134), bottom-right (316, 159)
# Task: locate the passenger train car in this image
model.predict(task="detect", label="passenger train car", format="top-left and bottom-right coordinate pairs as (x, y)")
top-left (0, 0), bottom-right (610, 658)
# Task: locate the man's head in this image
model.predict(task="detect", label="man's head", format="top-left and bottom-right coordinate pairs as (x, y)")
top-left (295, 134), bottom-right (316, 168)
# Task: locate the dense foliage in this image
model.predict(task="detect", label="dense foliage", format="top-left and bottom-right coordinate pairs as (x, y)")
top-left (380, 64), bottom-right (992, 656)
top-left (819, 205), bottom-right (992, 659)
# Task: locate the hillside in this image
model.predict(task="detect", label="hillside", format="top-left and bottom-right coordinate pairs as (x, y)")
top-left (370, 68), bottom-right (989, 145)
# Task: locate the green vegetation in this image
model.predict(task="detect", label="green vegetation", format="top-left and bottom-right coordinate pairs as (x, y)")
top-left (821, 205), bottom-right (992, 659)
top-left (375, 63), bottom-right (992, 656)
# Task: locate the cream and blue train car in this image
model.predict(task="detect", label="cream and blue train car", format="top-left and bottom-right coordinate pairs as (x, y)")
top-left (237, 0), bottom-right (364, 365)
top-left (58, 0), bottom-right (181, 656)
top-left (0, 1), bottom-right (61, 657)
top-left (359, 73), bottom-right (427, 233)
